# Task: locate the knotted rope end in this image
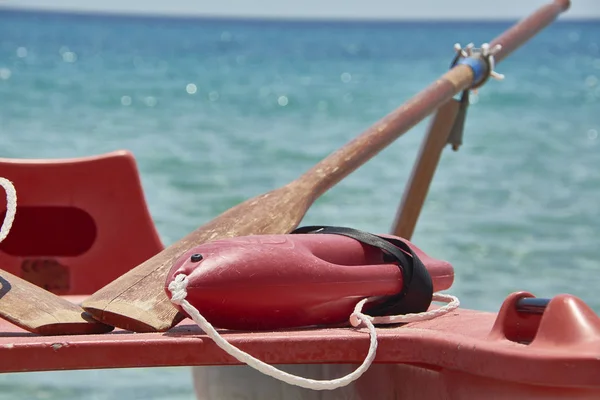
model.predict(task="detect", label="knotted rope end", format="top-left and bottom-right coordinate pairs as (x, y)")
top-left (168, 273), bottom-right (189, 305)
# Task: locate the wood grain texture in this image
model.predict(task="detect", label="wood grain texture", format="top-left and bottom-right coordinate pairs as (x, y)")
top-left (82, 185), bottom-right (313, 332)
top-left (82, 66), bottom-right (475, 333)
top-left (0, 269), bottom-right (113, 335)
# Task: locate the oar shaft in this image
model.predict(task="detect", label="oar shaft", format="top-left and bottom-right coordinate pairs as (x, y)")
top-left (391, 101), bottom-right (459, 239)
top-left (299, 0), bottom-right (570, 200)
top-left (301, 64), bottom-right (475, 199)
top-left (491, 0), bottom-right (570, 64)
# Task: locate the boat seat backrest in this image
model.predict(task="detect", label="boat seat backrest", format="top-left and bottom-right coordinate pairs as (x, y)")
top-left (0, 150), bottom-right (163, 295)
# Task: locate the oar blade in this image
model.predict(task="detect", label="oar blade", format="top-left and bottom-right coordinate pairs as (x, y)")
top-left (82, 187), bottom-right (310, 332)
top-left (0, 269), bottom-right (114, 335)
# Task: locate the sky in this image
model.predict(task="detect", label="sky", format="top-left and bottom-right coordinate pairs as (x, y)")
top-left (2, 0), bottom-right (599, 20)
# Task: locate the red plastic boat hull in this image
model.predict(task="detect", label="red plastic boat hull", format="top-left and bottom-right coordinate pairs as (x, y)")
top-left (0, 291), bottom-right (599, 400)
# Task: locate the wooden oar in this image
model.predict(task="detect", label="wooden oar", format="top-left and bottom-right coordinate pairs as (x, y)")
top-left (81, 0), bottom-right (571, 333)
top-left (0, 269), bottom-right (114, 335)
top-left (390, 1), bottom-right (571, 240)
top-left (82, 67), bottom-right (478, 333)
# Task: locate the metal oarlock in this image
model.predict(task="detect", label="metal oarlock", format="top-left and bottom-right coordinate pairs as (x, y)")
top-left (446, 42), bottom-right (506, 150)
top-left (446, 90), bottom-right (469, 151)
top-left (451, 42), bottom-right (505, 91)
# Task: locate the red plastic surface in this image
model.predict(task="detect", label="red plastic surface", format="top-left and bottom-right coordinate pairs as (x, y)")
top-left (0, 206), bottom-right (96, 257)
top-left (165, 234), bottom-right (454, 330)
top-left (0, 150), bottom-right (163, 294)
top-left (0, 292), bottom-right (598, 398)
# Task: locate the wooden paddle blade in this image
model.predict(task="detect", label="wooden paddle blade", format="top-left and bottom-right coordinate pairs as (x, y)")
top-left (0, 269), bottom-right (114, 335)
top-left (82, 185), bottom-right (312, 332)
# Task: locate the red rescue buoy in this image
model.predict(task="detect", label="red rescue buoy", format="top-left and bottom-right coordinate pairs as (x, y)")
top-left (165, 226), bottom-right (454, 331)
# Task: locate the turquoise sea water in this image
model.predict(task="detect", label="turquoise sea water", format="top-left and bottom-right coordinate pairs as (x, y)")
top-left (0, 8), bottom-right (599, 399)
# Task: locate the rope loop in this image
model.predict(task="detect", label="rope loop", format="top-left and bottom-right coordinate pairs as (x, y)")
top-left (0, 177), bottom-right (17, 244)
top-left (168, 273), bottom-right (459, 391)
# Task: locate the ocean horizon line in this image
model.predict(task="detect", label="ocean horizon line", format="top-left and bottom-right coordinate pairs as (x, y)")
top-left (1, 5), bottom-right (598, 25)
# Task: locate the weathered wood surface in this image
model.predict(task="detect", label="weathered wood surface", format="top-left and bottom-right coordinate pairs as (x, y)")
top-left (82, 65), bottom-right (475, 332)
top-left (0, 269), bottom-right (113, 335)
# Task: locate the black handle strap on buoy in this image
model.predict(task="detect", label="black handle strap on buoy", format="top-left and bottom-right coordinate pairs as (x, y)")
top-left (291, 226), bottom-right (434, 317)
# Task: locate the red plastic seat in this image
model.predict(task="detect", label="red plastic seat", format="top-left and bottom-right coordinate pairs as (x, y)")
top-left (0, 150), bottom-right (163, 295)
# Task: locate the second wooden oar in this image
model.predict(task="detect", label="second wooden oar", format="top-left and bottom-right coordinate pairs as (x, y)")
top-left (0, 268), bottom-right (114, 335)
top-left (82, 0), bottom-right (570, 333)
top-left (0, 177), bottom-right (113, 335)
top-left (391, 99), bottom-right (459, 239)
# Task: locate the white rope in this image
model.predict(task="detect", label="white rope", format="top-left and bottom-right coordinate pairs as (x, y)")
top-left (168, 273), bottom-right (459, 391)
top-left (0, 178), bottom-right (17, 244)
top-left (350, 293), bottom-right (460, 327)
